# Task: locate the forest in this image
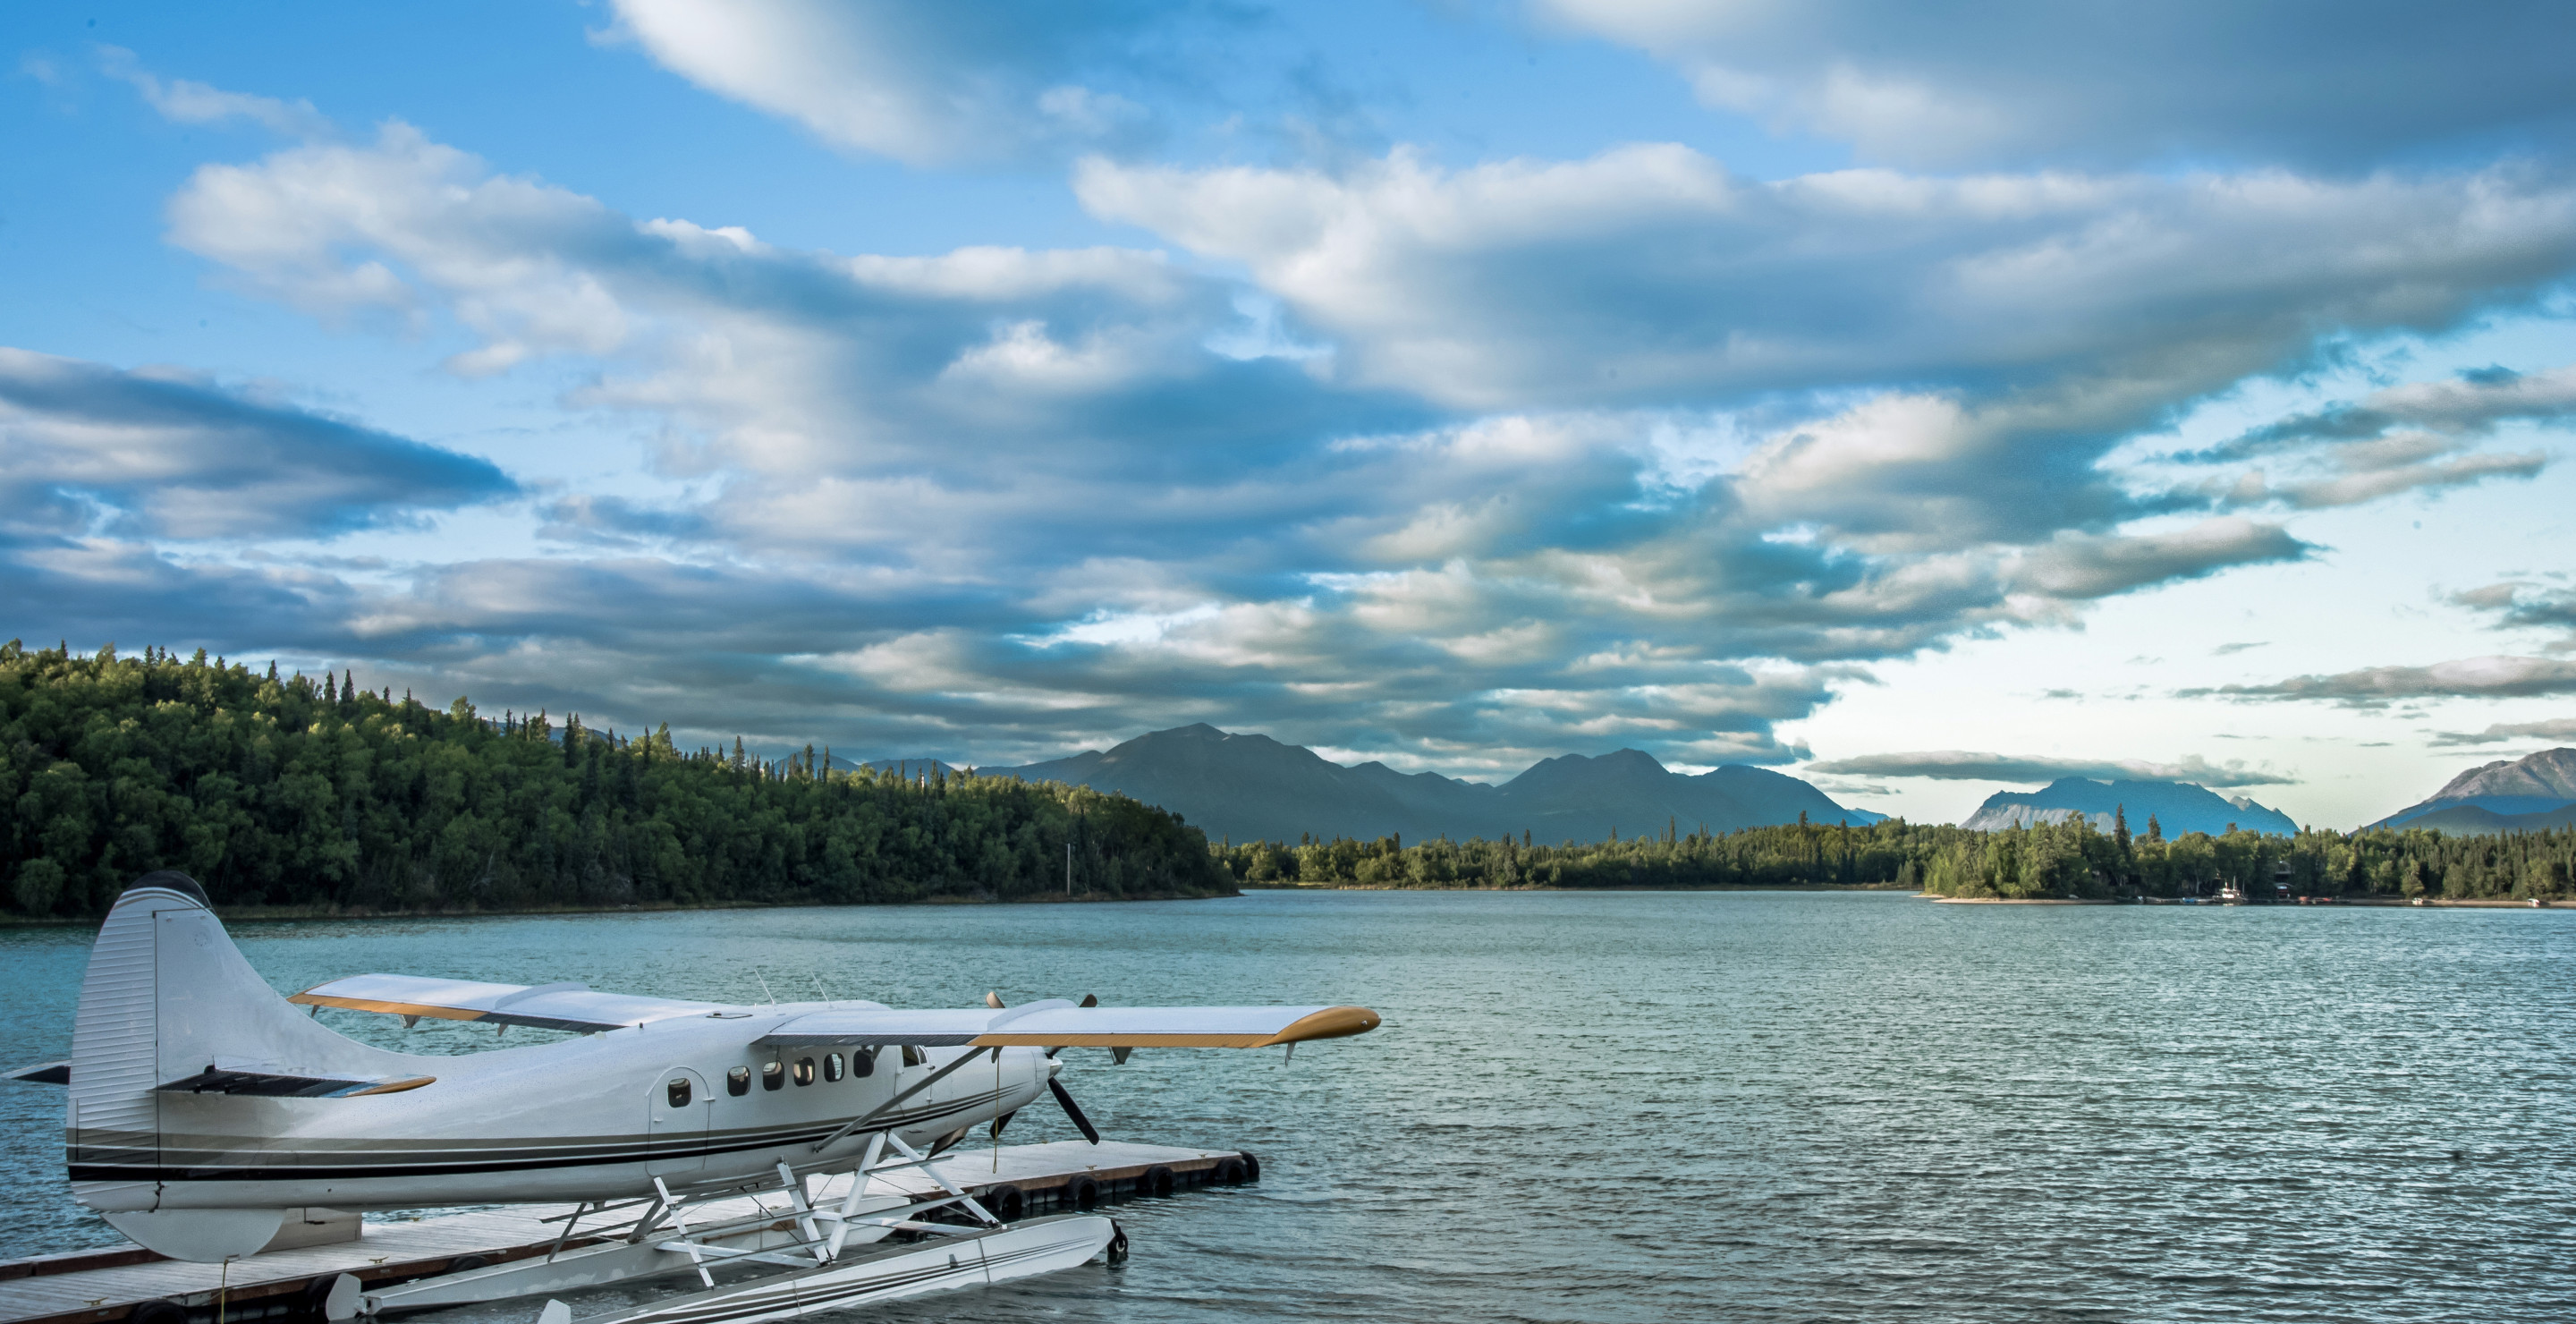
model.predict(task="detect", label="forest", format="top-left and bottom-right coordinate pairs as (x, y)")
top-left (0, 641), bottom-right (1230, 918)
top-left (1213, 803), bottom-right (2576, 901)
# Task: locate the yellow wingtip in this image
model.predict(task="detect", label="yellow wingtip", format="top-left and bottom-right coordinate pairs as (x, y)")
top-left (1255, 1005), bottom-right (1381, 1047)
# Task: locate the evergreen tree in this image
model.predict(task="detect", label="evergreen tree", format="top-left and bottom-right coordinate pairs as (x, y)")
top-left (0, 641), bottom-right (1230, 917)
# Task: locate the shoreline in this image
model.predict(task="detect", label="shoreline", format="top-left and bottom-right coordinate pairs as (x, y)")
top-left (1926, 896), bottom-right (2117, 904)
top-left (1912, 893), bottom-right (2560, 909)
top-left (1237, 882), bottom-right (1919, 895)
top-left (0, 887), bottom-right (1242, 929)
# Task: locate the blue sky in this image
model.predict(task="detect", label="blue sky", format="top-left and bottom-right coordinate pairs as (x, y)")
top-left (7, 2), bottom-right (2576, 828)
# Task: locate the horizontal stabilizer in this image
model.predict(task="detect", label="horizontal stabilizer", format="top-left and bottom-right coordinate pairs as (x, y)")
top-left (4, 1060), bottom-right (70, 1085)
top-left (157, 1064), bottom-right (435, 1098)
top-left (758, 1003), bottom-right (1381, 1049)
top-left (290, 973), bottom-right (724, 1032)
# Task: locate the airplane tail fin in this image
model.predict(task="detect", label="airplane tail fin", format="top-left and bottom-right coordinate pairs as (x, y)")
top-left (69, 872), bottom-right (405, 1226)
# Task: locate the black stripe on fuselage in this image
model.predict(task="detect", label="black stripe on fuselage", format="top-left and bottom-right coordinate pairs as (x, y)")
top-left (65, 1090), bottom-right (1007, 1184)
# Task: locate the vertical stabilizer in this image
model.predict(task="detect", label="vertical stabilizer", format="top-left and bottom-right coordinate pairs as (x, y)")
top-left (69, 872), bottom-right (406, 1220)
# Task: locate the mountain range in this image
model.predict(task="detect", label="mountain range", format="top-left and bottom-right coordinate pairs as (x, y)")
top-left (2370, 748), bottom-right (2576, 834)
top-left (1959, 778), bottom-right (2300, 836)
top-left (977, 724), bottom-right (1882, 846)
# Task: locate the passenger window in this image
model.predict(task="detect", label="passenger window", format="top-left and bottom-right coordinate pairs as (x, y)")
top-left (901, 1045), bottom-right (927, 1068)
top-left (824, 1052), bottom-right (843, 1082)
top-left (852, 1047), bottom-right (876, 1078)
top-left (762, 1060), bottom-right (785, 1091)
top-left (727, 1066), bottom-right (750, 1096)
top-left (793, 1057), bottom-right (816, 1087)
top-left (666, 1077), bottom-right (692, 1108)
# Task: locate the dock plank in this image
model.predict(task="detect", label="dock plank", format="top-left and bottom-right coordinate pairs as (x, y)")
top-left (0, 1141), bottom-right (1241, 1324)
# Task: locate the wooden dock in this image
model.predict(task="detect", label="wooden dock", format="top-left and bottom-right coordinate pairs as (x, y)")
top-left (0, 1141), bottom-right (1250, 1324)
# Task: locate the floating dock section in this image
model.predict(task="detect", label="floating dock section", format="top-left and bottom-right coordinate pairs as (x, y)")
top-left (0, 1141), bottom-right (1250, 1324)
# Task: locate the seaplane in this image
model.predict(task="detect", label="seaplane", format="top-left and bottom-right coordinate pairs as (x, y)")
top-left (5, 873), bottom-right (1380, 1324)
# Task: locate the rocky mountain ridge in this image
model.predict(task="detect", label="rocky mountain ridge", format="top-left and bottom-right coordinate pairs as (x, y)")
top-left (1959, 777), bottom-right (2299, 836)
top-left (2373, 747), bottom-right (2576, 832)
top-left (978, 724), bottom-right (1883, 846)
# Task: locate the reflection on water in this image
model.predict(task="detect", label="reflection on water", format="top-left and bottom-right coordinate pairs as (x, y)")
top-left (4, 891), bottom-right (2570, 1321)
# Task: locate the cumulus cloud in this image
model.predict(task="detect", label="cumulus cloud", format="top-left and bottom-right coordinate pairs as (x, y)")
top-left (0, 347), bottom-right (516, 540)
top-left (2427, 717), bottom-right (2576, 747)
top-left (2185, 656), bottom-right (2576, 705)
top-left (1537, 0), bottom-right (2576, 170)
top-left (603, 0), bottom-right (1203, 166)
top-left (1805, 750), bottom-right (2295, 787)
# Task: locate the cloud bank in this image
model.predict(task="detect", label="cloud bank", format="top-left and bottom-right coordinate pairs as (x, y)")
top-left (0, 348), bottom-right (515, 541)
top-left (1538, 0), bottom-right (2576, 170)
top-left (15, 26), bottom-right (2574, 777)
top-left (1805, 750), bottom-right (2295, 787)
top-left (2427, 717), bottom-right (2576, 747)
top-left (2187, 656), bottom-right (2576, 706)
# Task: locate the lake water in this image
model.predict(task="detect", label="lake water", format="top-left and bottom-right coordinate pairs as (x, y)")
top-left (4, 890), bottom-right (2572, 1322)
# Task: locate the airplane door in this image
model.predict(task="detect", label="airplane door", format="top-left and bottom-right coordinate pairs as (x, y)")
top-left (648, 1067), bottom-right (710, 1176)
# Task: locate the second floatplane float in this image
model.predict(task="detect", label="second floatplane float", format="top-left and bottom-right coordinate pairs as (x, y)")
top-left (6, 873), bottom-right (1381, 1323)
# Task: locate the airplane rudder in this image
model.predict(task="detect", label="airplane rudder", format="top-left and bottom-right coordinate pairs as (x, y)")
top-left (68, 873), bottom-right (205, 1210)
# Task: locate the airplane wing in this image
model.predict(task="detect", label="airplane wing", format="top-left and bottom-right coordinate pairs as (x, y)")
top-left (288, 974), bottom-right (725, 1032)
top-left (757, 1001), bottom-right (1380, 1049)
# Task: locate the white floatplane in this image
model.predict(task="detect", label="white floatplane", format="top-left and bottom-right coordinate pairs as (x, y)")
top-left (5, 873), bottom-right (1380, 1323)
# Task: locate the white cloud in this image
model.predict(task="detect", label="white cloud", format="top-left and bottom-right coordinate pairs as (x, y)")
top-left (602, 0), bottom-right (1184, 166)
top-left (97, 47), bottom-right (332, 139)
top-left (2187, 656), bottom-right (2576, 705)
top-left (1076, 146), bottom-right (2576, 412)
top-left (1806, 749), bottom-right (2295, 787)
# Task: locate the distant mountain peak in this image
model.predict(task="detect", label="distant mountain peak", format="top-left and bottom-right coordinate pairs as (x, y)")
top-left (1961, 777), bottom-right (2294, 836)
top-left (2376, 747), bottom-right (2576, 831)
top-left (981, 725), bottom-right (1878, 844)
top-left (2429, 747), bottom-right (2576, 800)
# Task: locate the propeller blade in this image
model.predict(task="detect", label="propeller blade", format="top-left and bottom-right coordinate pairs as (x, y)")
top-left (989, 1109), bottom-right (1015, 1140)
top-left (986, 991), bottom-right (1006, 1009)
top-left (1047, 1076), bottom-right (1101, 1145)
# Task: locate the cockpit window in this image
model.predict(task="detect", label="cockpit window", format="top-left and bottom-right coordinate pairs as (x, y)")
top-left (901, 1045), bottom-right (927, 1069)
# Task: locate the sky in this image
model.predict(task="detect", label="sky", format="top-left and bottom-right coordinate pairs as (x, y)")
top-left (6, 1), bottom-right (2576, 830)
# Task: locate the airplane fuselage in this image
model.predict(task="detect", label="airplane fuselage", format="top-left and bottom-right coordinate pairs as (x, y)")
top-left (104, 1007), bottom-right (1049, 1212)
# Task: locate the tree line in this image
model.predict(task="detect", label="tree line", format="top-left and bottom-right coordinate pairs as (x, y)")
top-left (1211, 807), bottom-right (2576, 901)
top-left (1, 641), bottom-right (1230, 918)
